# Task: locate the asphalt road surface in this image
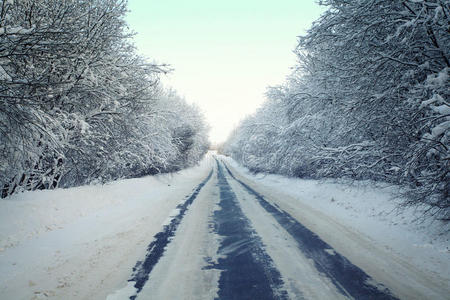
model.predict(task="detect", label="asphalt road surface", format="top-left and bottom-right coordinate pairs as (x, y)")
top-left (126, 157), bottom-right (399, 299)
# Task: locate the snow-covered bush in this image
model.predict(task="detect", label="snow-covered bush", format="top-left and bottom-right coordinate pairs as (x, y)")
top-left (223, 0), bottom-right (449, 219)
top-left (0, 0), bottom-right (209, 196)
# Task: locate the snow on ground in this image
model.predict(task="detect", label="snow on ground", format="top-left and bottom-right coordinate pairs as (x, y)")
top-left (135, 168), bottom-right (221, 300)
top-left (221, 155), bottom-right (450, 291)
top-left (0, 155), bottom-right (214, 300)
top-left (1, 152), bottom-right (448, 299)
top-left (226, 173), bottom-right (347, 299)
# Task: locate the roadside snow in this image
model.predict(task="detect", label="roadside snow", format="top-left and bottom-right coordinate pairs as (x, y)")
top-left (221, 155), bottom-right (450, 284)
top-left (0, 155), bottom-right (214, 300)
top-left (0, 158), bottom-right (210, 252)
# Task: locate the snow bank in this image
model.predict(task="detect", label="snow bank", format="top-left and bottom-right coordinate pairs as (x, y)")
top-left (0, 159), bottom-right (208, 251)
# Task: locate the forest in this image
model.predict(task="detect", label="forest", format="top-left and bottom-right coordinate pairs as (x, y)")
top-left (0, 0), bottom-right (209, 197)
top-left (222, 0), bottom-right (449, 219)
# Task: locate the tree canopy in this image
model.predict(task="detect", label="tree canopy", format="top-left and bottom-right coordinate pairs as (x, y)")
top-left (0, 0), bottom-right (209, 197)
top-left (223, 0), bottom-right (449, 219)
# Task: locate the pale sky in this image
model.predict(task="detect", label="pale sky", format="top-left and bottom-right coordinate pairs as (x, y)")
top-left (126, 0), bottom-right (325, 144)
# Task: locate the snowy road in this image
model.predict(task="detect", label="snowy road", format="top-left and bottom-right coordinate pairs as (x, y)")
top-left (1, 154), bottom-right (448, 299)
top-left (108, 157), bottom-right (399, 299)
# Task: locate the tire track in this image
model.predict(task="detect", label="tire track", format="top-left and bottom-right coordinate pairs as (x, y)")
top-left (128, 169), bottom-right (214, 300)
top-left (209, 159), bottom-right (288, 299)
top-left (221, 160), bottom-right (398, 300)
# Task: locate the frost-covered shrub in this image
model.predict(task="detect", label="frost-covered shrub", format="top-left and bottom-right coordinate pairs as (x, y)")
top-left (0, 0), bottom-right (209, 196)
top-left (223, 0), bottom-right (449, 219)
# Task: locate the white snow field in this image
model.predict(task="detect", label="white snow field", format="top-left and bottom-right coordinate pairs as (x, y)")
top-left (0, 153), bottom-right (448, 299)
top-left (0, 156), bottom-right (214, 299)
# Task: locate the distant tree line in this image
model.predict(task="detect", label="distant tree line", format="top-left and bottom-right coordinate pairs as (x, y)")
top-left (0, 0), bottom-right (209, 197)
top-left (222, 0), bottom-right (449, 219)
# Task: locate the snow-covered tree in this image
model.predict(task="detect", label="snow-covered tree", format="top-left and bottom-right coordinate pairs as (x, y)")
top-left (223, 0), bottom-right (449, 219)
top-left (0, 0), bottom-right (209, 197)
